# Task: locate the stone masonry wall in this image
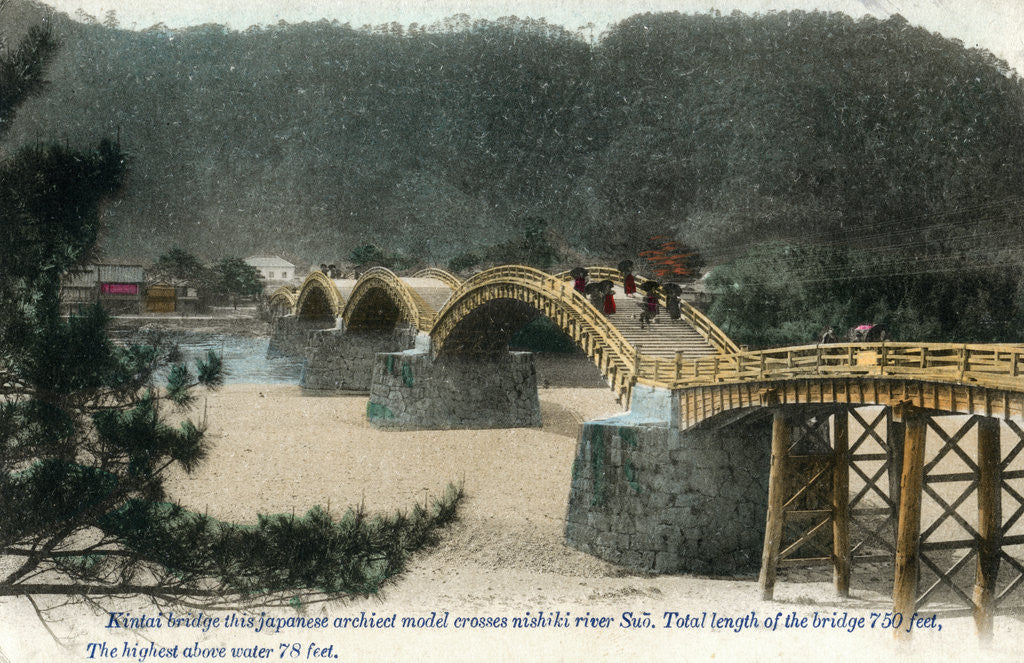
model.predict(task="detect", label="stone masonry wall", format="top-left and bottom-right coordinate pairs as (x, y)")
top-left (565, 418), bottom-right (771, 575)
top-left (300, 326), bottom-right (417, 391)
top-left (267, 315), bottom-right (334, 357)
top-left (367, 350), bottom-right (541, 429)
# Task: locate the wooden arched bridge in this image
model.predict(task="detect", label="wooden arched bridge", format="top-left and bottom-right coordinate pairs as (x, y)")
top-left (270, 264), bottom-right (1024, 638)
top-left (279, 264), bottom-right (733, 402)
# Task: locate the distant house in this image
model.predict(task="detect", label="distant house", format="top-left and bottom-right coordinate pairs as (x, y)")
top-left (245, 255), bottom-right (296, 281)
top-left (61, 263), bottom-right (145, 315)
top-left (145, 280), bottom-right (202, 315)
top-left (97, 264), bottom-right (145, 314)
top-left (145, 283), bottom-right (177, 313)
top-left (61, 266), bottom-right (100, 314)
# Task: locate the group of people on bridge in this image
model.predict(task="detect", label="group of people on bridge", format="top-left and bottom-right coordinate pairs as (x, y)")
top-left (819, 323), bottom-right (890, 344)
top-left (570, 261), bottom-right (684, 329)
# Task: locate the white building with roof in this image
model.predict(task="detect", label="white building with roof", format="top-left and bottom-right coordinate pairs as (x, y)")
top-left (245, 255), bottom-right (296, 281)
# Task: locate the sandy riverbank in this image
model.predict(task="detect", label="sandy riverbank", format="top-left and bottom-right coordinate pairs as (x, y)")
top-left (2, 381), bottom-right (1022, 662)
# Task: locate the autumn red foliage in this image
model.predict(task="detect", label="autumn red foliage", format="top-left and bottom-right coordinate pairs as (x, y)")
top-left (638, 236), bottom-right (704, 280)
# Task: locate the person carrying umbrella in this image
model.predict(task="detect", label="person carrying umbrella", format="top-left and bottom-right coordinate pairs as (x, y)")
top-left (585, 281), bottom-right (604, 311)
top-left (601, 279), bottom-right (616, 315)
top-left (570, 267), bottom-right (588, 294)
top-left (662, 283), bottom-right (683, 321)
top-left (618, 259), bottom-right (637, 296)
top-left (639, 280), bottom-right (660, 329)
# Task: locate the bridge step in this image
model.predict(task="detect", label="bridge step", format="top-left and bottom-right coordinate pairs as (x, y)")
top-left (602, 293), bottom-right (717, 358)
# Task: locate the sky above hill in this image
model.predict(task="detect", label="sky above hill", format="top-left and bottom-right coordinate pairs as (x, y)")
top-left (35, 1), bottom-right (1024, 75)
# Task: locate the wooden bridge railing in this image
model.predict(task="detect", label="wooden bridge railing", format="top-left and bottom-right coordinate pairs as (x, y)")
top-left (554, 266), bottom-right (739, 355)
top-left (635, 342), bottom-right (1024, 394)
top-left (410, 267), bottom-right (462, 290)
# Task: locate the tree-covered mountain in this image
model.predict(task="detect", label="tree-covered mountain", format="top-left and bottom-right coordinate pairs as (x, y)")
top-left (4, 2), bottom-right (1024, 268)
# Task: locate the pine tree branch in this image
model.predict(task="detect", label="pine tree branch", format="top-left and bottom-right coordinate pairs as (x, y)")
top-left (5, 548), bottom-right (132, 557)
top-left (0, 583), bottom-right (224, 598)
top-left (26, 595), bottom-right (72, 651)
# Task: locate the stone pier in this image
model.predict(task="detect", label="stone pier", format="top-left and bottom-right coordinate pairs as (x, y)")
top-left (267, 315), bottom-right (335, 357)
top-left (564, 387), bottom-right (771, 574)
top-left (366, 350), bottom-right (542, 430)
top-left (300, 325), bottom-right (418, 391)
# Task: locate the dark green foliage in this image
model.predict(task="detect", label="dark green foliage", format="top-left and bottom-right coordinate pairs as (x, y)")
top-left (447, 251), bottom-right (481, 274)
top-left (482, 217), bottom-right (561, 270)
top-left (0, 24), bottom-right (56, 135)
top-left (196, 349), bottom-right (225, 388)
top-left (152, 248), bottom-right (266, 306)
top-left (152, 247), bottom-right (208, 282)
top-left (349, 244), bottom-right (387, 269)
top-left (348, 244), bottom-right (417, 273)
top-left (14, 8), bottom-right (1024, 267)
top-left (1, 15), bottom-right (462, 607)
top-left (707, 242), bottom-right (1024, 347)
top-left (97, 483), bottom-right (463, 597)
top-left (212, 257), bottom-right (263, 299)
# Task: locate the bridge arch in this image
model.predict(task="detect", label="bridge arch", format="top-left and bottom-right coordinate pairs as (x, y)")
top-left (430, 266), bottom-right (643, 400)
top-left (267, 286), bottom-right (297, 316)
top-left (294, 271), bottom-right (345, 320)
top-left (342, 267), bottom-right (428, 332)
top-left (411, 267), bottom-right (461, 291)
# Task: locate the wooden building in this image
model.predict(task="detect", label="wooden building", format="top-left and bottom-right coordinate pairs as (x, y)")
top-left (60, 263), bottom-right (145, 315)
top-left (245, 255), bottom-right (296, 281)
top-left (145, 284), bottom-right (176, 312)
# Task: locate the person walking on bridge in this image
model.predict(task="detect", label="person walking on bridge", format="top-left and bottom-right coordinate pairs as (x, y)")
top-left (585, 281), bottom-right (604, 311)
top-left (639, 280), bottom-right (660, 329)
top-left (618, 260), bottom-right (637, 296)
top-left (601, 279), bottom-right (616, 315)
top-left (570, 267), bottom-right (588, 295)
top-left (663, 283), bottom-right (682, 321)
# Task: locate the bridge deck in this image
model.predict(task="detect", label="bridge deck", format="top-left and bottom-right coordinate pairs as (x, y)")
top-left (602, 285), bottom-right (716, 359)
top-left (397, 277), bottom-right (455, 317)
top-left (330, 279), bottom-right (357, 302)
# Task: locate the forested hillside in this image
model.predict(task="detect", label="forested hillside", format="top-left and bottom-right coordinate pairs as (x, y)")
top-left (4, 2), bottom-right (1024, 267)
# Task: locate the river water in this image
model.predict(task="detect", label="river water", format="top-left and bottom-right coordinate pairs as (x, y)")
top-left (114, 330), bottom-right (304, 385)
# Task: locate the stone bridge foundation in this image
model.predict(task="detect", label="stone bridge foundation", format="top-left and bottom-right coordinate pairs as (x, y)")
top-left (301, 325), bottom-right (418, 391)
top-left (267, 315), bottom-right (336, 357)
top-left (366, 350), bottom-right (542, 429)
top-left (565, 387), bottom-right (771, 574)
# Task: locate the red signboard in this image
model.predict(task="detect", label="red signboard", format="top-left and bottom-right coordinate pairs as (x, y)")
top-left (101, 283), bottom-right (138, 295)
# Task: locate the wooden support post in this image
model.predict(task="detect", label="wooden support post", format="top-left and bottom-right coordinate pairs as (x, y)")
top-left (832, 410), bottom-right (851, 597)
top-left (891, 402), bottom-right (926, 639)
top-left (759, 400), bottom-right (790, 601)
top-left (887, 410), bottom-right (906, 548)
top-left (974, 416), bottom-right (1002, 642)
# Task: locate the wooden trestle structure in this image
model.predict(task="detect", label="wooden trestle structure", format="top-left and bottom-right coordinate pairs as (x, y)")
top-left (752, 396), bottom-right (1024, 641)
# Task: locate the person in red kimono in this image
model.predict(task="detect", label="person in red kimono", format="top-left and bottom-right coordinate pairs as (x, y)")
top-left (601, 280), bottom-right (616, 315)
top-left (639, 281), bottom-right (660, 329)
top-left (570, 267), bottom-right (588, 294)
top-left (618, 260), bottom-right (637, 296)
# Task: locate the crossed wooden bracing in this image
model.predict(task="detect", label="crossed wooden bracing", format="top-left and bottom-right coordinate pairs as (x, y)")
top-left (758, 402), bottom-right (1024, 642)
